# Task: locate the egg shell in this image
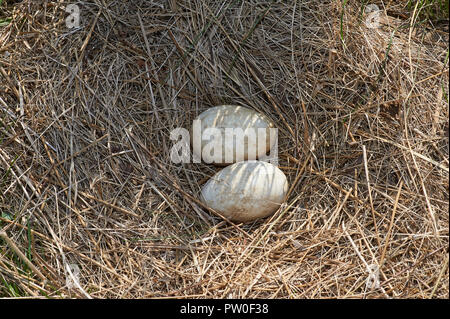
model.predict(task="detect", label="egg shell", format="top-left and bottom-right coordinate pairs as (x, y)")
top-left (191, 105), bottom-right (276, 165)
top-left (200, 160), bottom-right (289, 222)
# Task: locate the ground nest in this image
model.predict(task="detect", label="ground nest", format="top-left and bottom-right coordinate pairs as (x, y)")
top-left (0, 0), bottom-right (448, 298)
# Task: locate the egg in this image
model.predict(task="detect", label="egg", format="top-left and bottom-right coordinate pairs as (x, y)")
top-left (200, 160), bottom-right (289, 222)
top-left (191, 105), bottom-right (276, 165)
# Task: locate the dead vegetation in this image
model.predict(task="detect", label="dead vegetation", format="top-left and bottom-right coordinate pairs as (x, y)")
top-left (0, 0), bottom-right (448, 298)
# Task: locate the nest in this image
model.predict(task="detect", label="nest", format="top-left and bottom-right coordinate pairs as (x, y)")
top-left (0, 0), bottom-right (448, 298)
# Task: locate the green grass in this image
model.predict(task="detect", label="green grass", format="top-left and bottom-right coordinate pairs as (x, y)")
top-left (408, 0), bottom-right (450, 22)
top-left (0, 0), bottom-right (10, 23)
top-left (0, 0), bottom-right (11, 27)
top-left (0, 235), bottom-right (30, 297)
top-left (0, 277), bottom-right (24, 297)
top-left (0, 17), bottom-right (11, 27)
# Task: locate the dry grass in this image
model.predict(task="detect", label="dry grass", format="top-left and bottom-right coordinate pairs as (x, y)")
top-left (0, 0), bottom-right (448, 298)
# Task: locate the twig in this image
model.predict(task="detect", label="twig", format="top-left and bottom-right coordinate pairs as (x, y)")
top-left (362, 145), bottom-right (381, 248)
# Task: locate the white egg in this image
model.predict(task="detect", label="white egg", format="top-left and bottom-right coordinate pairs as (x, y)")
top-left (191, 105), bottom-right (276, 165)
top-left (200, 160), bottom-right (289, 222)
